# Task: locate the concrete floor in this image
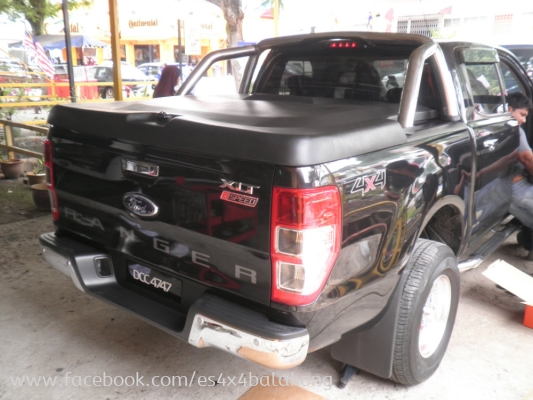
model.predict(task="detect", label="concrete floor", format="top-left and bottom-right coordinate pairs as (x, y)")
top-left (1, 215), bottom-right (532, 400)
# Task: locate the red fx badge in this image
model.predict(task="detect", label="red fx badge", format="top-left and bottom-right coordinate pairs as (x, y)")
top-left (220, 191), bottom-right (259, 207)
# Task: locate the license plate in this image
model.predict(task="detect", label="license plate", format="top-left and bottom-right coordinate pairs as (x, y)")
top-left (128, 263), bottom-right (182, 297)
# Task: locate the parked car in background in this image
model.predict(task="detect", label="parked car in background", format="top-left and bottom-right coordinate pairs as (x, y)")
top-left (0, 57), bottom-right (28, 80)
top-left (137, 62), bottom-right (191, 81)
top-left (501, 44), bottom-right (533, 79)
top-left (53, 65), bottom-right (99, 100)
top-left (136, 62), bottom-right (163, 79)
top-left (0, 56), bottom-right (47, 99)
top-left (93, 63), bottom-right (155, 99)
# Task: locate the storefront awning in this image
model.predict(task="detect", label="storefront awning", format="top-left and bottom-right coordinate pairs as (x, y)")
top-left (39, 35), bottom-right (109, 50)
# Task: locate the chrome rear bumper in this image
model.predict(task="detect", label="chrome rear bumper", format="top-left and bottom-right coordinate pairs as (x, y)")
top-left (40, 232), bottom-right (309, 369)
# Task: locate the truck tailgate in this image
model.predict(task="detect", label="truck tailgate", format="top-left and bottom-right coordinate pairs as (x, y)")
top-left (50, 127), bottom-right (274, 305)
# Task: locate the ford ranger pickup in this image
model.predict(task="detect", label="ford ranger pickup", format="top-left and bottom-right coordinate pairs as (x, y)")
top-left (39, 32), bottom-right (533, 386)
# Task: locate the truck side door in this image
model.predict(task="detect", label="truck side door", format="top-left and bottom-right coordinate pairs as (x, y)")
top-left (399, 44), bottom-right (518, 252)
top-left (455, 47), bottom-right (520, 242)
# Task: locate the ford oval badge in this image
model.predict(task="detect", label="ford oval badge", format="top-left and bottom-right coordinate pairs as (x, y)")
top-left (123, 193), bottom-right (159, 217)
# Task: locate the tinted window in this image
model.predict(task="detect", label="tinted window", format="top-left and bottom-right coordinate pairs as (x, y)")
top-left (54, 65), bottom-right (67, 75)
top-left (255, 52), bottom-right (409, 102)
top-left (94, 67), bottom-right (111, 79)
top-left (500, 60), bottom-right (525, 96)
top-left (147, 66), bottom-right (160, 76)
top-left (463, 64), bottom-right (504, 114)
top-left (415, 62), bottom-right (443, 122)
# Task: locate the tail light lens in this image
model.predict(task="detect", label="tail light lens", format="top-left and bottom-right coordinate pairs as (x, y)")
top-left (271, 186), bottom-right (341, 306)
top-left (44, 139), bottom-right (59, 221)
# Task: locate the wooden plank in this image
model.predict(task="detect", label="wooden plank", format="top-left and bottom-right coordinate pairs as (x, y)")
top-left (0, 143), bottom-right (42, 158)
top-left (0, 120), bottom-right (48, 133)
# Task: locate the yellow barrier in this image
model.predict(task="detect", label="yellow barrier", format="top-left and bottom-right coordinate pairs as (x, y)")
top-left (23, 120), bottom-right (48, 126)
top-left (0, 79), bottom-right (155, 109)
top-left (0, 119), bottom-right (47, 159)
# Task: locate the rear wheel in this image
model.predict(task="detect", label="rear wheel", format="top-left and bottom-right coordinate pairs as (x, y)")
top-left (391, 239), bottom-right (459, 385)
top-left (517, 226), bottom-right (532, 251)
top-left (103, 87), bottom-right (114, 99)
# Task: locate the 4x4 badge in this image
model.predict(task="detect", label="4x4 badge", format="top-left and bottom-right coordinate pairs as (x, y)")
top-left (350, 169), bottom-right (386, 196)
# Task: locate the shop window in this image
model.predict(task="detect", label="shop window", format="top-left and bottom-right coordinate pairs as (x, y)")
top-left (444, 18), bottom-right (461, 28)
top-left (397, 19), bottom-right (408, 33)
top-left (134, 45), bottom-right (160, 66)
top-left (410, 17), bottom-right (439, 37)
top-left (397, 16), bottom-right (439, 37)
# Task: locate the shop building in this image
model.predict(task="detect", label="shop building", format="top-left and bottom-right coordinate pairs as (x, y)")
top-left (43, 0), bottom-right (226, 66)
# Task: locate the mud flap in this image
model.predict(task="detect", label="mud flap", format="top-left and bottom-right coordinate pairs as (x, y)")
top-left (330, 269), bottom-right (407, 379)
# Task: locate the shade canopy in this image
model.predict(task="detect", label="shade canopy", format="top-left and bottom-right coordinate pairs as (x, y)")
top-left (39, 35), bottom-right (109, 50)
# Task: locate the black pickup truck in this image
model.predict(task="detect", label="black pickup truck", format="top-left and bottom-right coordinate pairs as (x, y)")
top-left (39, 32), bottom-right (533, 386)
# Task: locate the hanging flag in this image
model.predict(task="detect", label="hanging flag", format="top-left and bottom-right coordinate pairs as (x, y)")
top-left (23, 31), bottom-right (36, 53)
top-left (24, 31), bottom-right (54, 79)
top-left (34, 41), bottom-right (55, 78)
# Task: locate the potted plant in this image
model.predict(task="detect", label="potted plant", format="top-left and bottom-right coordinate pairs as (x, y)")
top-left (0, 156), bottom-right (23, 180)
top-left (26, 157), bottom-right (46, 185)
top-left (30, 182), bottom-right (51, 211)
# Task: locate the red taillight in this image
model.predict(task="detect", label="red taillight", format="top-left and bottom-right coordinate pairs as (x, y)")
top-left (43, 139), bottom-right (59, 221)
top-left (271, 186), bottom-right (341, 306)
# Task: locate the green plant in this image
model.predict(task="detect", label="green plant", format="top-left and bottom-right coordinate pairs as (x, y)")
top-left (33, 157), bottom-right (45, 174)
top-left (0, 88), bottom-right (23, 121)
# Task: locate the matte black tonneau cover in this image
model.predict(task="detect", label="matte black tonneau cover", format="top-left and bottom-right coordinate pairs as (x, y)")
top-left (48, 94), bottom-right (406, 166)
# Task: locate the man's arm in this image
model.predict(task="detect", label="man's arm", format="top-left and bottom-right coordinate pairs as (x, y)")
top-left (518, 150), bottom-right (533, 176)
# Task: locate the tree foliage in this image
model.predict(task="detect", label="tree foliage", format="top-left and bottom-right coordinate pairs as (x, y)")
top-left (0, 0), bottom-right (93, 36)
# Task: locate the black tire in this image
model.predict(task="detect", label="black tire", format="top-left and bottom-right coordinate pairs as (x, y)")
top-left (517, 227), bottom-right (532, 251)
top-left (103, 87), bottom-right (114, 99)
top-left (391, 239), bottom-right (459, 386)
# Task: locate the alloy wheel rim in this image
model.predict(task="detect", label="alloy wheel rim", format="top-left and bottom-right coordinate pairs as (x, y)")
top-left (419, 274), bottom-right (452, 358)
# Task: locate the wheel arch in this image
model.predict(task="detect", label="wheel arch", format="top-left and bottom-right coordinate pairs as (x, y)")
top-left (418, 195), bottom-right (465, 255)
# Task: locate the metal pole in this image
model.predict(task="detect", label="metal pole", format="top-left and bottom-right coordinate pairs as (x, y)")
top-left (61, 0), bottom-right (76, 103)
top-left (274, 0), bottom-right (279, 37)
top-left (177, 19), bottom-right (182, 66)
top-left (108, 0), bottom-right (123, 101)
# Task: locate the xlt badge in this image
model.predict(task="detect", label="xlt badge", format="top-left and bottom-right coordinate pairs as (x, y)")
top-left (219, 179), bottom-right (260, 195)
top-left (123, 193), bottom-right (159, 217)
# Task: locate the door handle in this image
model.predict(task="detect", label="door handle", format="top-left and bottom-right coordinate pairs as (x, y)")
top-left (483, 139), bottom-right (498, 151)
top-left (122, 159), bottom-right (159, 177)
